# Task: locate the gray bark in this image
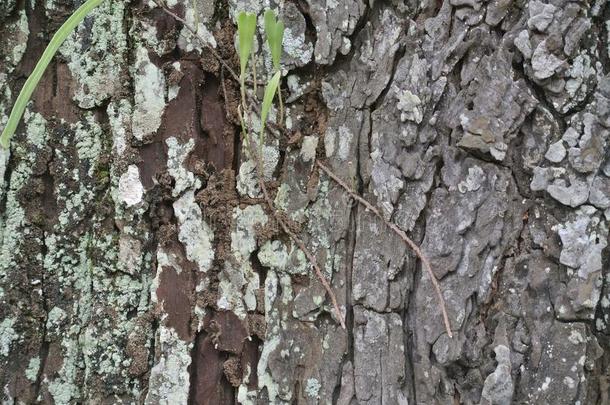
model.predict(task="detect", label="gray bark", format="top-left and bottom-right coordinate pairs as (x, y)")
top-left (0, 0), bottom-right (609, 404)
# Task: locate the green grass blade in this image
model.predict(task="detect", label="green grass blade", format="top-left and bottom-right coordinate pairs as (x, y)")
top-left (263, 10), bottom-right (284, 71)
top-left (0, 0), bottom-right (105, 149)
top-left (259, 70), bottom-right (281, 143)
top-left (237, 12), bottom-right (256, 79)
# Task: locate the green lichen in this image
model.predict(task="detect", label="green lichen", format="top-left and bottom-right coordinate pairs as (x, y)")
top-left (46, 307), bottom-right (67, 331)
top-left (166, 137), bottom-right (201, 197)
top-left (304, 378), bottom-right (321, 399)
top-left (258, 240), bottom-right (289, 269)
top-left (0, 317), bottom-right (18, 357)
top-left (131, 45), bottom-right (166, 141)
top-left (58, 0), bottom-right (127, 109)
top-left (74, 113), bottom-right (103, 175)
top-left (44, 229), bottom-right (149, 401)
top-left (25, 357), bottom-right (40, 381)
top-left (145, 326), bottom-right (192, 405)
top-left (173, 191), bottom-right (215, 272)
top-left (47, 336), bottom-right (81, 404)
top-left (0, 111), bottom-right (48, 278)
top-left (258, 240), bottom-right (308, 276)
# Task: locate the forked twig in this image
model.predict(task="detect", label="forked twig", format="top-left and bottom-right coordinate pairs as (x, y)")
top-left (316, 161), bottom-right (453, 338)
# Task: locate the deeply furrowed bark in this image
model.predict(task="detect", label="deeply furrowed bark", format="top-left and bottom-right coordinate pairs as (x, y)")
top-left (0, 0), bottom-right (609, 404)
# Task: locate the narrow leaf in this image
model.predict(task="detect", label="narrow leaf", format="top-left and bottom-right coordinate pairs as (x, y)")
top-left (264, 10), bottom-right (284, 71)
top-left (237, 12), bottom-right (257, 79)
top-left (260, 70), bottom-right (282, 140)
top-left (0, 0), bottom-right (105, 149)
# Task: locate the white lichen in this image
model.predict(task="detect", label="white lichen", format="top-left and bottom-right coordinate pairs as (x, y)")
top-left (131, 45), bottom-right (166, 140)
top-left (166, 137), bottom-right (201, 197)
top-left (59, 1), bottom-right (127, 108)
top-left (304, 378), bottom-right (321, 399)
top-left (0, 318), bottom-right (18, 357)
top-left (300, 136), bottom-right (318, 162)
top-left (118, 165), bottom-right (145, 207)
top-left (25, 357), bottom-right (40, 381)
top-left (107, 99), bottom-right (132, 155)
top-left (145, 326), bottom-right (192, 405)
top-left (396, 89), bottom-right (423, 124)
top-left (173, 191), bottom-right (214, 272)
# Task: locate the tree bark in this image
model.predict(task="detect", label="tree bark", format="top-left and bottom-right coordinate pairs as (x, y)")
top-left (0, 0), bottom-right (609, 404)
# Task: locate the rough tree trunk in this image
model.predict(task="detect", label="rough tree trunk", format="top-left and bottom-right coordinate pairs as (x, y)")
top-left (0, 0), bottom-right (609, 404)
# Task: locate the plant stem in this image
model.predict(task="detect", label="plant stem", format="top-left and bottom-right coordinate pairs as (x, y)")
top-left (0, 0), bottom-right (105, 149)
top-left (278, 86), bottom-right (284, 125)
top-left (251, 53), bottom-right (257, 95)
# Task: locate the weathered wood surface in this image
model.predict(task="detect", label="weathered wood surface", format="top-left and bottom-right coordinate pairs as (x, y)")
top-left (0, 0), bottom-right (608, 403)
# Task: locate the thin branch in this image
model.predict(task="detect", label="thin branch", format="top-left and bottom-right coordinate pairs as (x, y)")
top-left (249, 140), bottom-right (346, 329)
top-left (316, 161), bottom-right (453, 338)
top-left (208, 9), bottom-right (345, 329)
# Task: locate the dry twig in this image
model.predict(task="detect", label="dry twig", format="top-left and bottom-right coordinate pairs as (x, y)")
top-left (158, 0), bottom-right (449, 333)
top-left (316, 161), bottom-right (453, 338)
top-left (248, 140), bottom-right (346, 329)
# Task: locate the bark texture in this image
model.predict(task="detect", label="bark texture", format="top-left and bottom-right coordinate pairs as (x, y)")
top-left (0, 0), bottom-right (609, 404)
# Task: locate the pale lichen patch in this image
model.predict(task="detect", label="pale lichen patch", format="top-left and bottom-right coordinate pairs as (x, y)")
top-left (305, 378), bottom-right (321, 399)
top-left (0, 317), bottom-right (18, 357)
top-left (107, 99), bottom-right (132, 156)
top-left (166, 137), bottom-right (201, 197)
top-left (59, 1), bottom-right (127, 108)
top-left (25, 357), bottom-right (40, 381)
top-left (173, 191), bottom-right (214, 272)
top-left (300, 136), bottom-right (318, 162)
top-left (217, 205), bottom-right (268, 316)
top-left (131, 46), bottom-right (166, 141)
top-left (152, 248), bottom-right (182, 305)
top-left (177, 5), bottom-right (217, 53)
top-left (145, 326), bottom-right (192, 405)
top-left (0, 8), bottom-right (29, 72)
top-left (231, 205), bottom-right (268, 262)
top-left (118, 165), bottom-right (145, 207)
top-left (396, 89), bottom-right (423, 124)
top-left (0, 147), bottom-right (9, 194)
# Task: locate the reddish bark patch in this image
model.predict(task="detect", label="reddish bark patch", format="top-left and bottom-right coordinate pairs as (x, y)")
top-left (196, 75), bottom-right (234, 171)
top-left (138, 141), bottom-right (166, 190)
top-left (35, 63), bottom-right (80, 124)
top-left (188, 311), bottom-right (249, 404)
top-left (204, 311), bottom-right (248, 354)
top-left (240, 336), bottom-right (261, 390)
top-left (189, 334), bottom-right (233, 404)
top-left (154, 241), bottom-right (196, 340)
